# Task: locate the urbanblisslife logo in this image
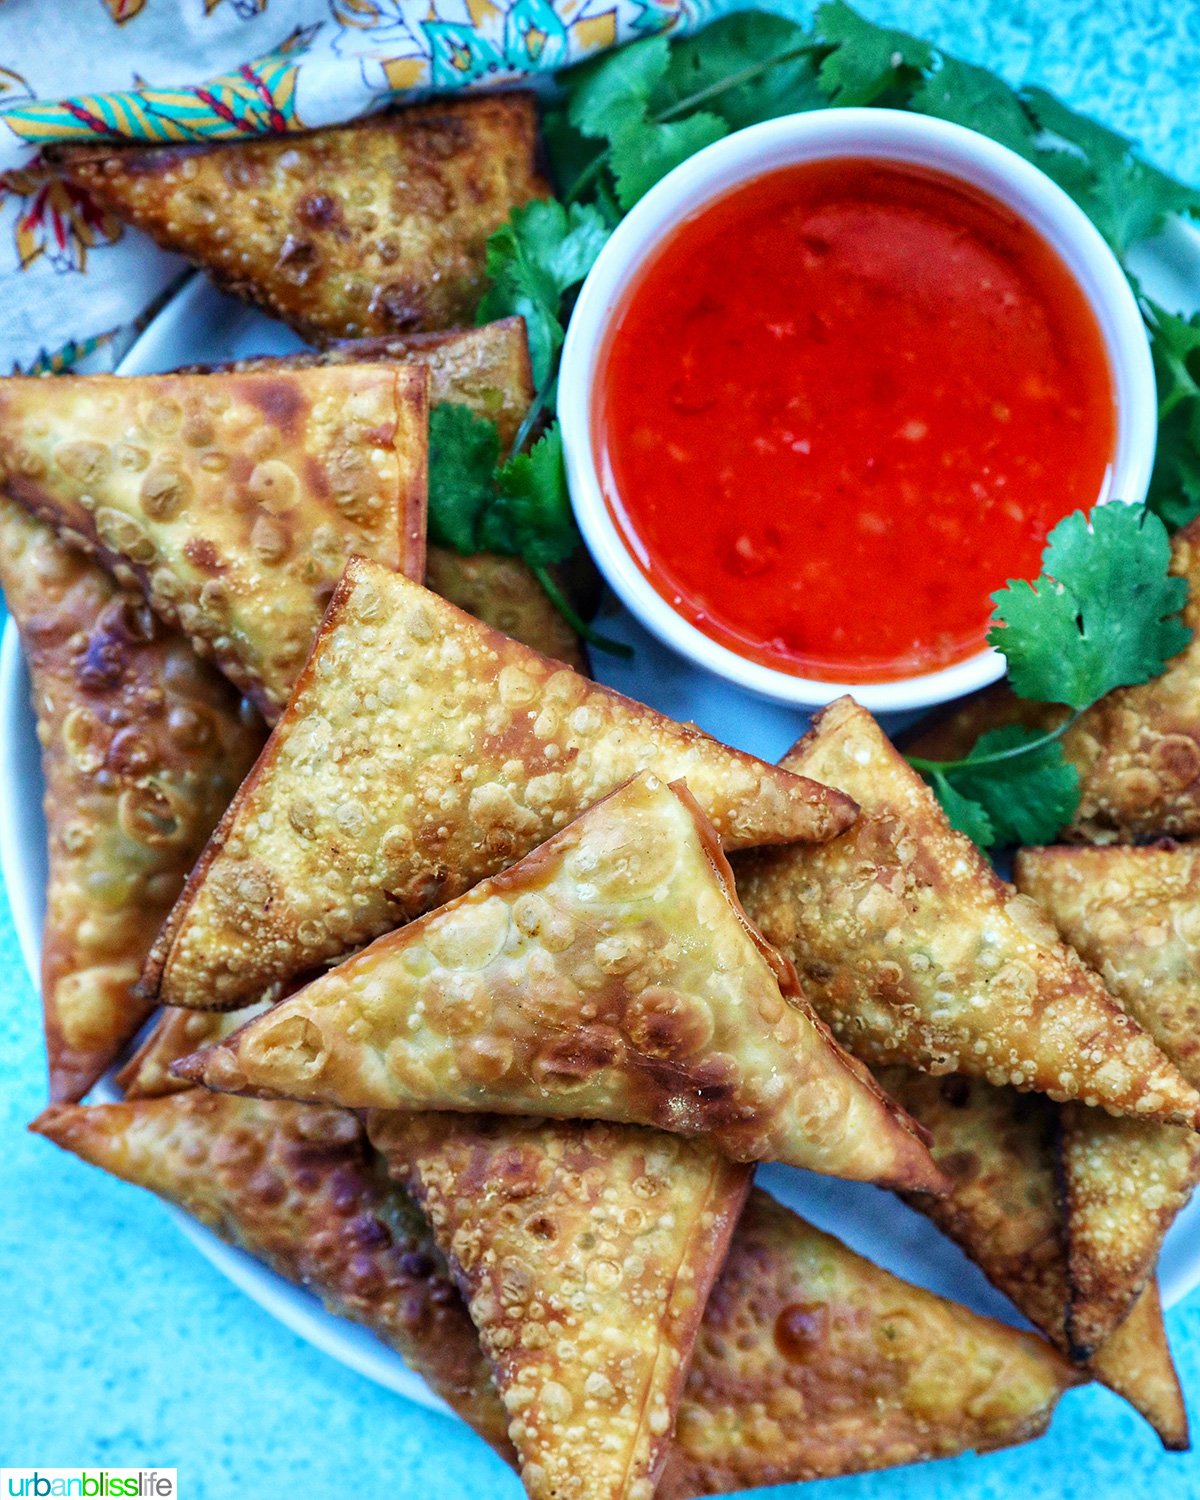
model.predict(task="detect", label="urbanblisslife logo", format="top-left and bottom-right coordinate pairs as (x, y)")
top-left (1, 1473), bottom-right (176, 1497)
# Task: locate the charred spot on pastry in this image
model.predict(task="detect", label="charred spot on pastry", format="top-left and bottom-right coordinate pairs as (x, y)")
top-left (297, 192), bottom-right (343, 231)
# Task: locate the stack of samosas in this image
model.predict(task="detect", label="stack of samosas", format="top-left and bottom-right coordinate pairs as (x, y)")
top-left (3, 97), bottom-right (1195, 1500)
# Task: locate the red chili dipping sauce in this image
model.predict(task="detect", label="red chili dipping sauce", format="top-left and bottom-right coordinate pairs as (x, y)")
top-left (594, 158), bottom-right (1117, 682)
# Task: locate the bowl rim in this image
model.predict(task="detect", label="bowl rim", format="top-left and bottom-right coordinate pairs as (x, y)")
top-left (558, 106), bottom-right (1158, 713)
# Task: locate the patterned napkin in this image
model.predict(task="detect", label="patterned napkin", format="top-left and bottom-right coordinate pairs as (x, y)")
top-left (0, 0), bottom-right (709, 374)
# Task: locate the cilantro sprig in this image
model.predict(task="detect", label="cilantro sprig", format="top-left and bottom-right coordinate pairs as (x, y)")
top-left (428, 403), bottom-right (630, 658)
top-left (908, 504), bottom-right (1191, 846)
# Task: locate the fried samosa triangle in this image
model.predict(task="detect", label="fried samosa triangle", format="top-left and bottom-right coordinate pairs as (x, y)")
top-left (734, 697), bottom-right (1200, 1127)
top-left (30, 1093), bottom-right (512, 1454)
top-left (53, 95), bottom-right (550, 343)
top-left (215, 317), bottom-right (588, 669)
top-left (369, 1113), bottom-right (750, 1500)
top-left (146, 558), bottom-right (857, 1012)
top-left (903, 516), bottom-right (1200, 844)
top-left (175, 773), bottom-right (939, 1188)
top-left (0, 498), bottom-right (264, 1100)
top-left (0, 365), bottom-right (428, 720)
top-left (655, 1188), bottom-right (1078, 1497)
top-left (876, 1067), bottom-right (1189, 1449)
top-left (1016, 843), bottom-right (1200, 1355)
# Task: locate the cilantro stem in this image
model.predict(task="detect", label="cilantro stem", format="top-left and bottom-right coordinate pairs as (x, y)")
top-left (532, 563), bottom-right (634, 659)
top-left (564, 40), bottom-right (824, 205)
top-left (510, 378), bottom-right (554, 461)
top-left (653, 42), bottom-right (824, 123)
top-left (906, 711), bottom-right (1083, 775)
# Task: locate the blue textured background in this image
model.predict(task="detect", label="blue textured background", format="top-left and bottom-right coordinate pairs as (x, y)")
top-left (4, 2), bottom-right (1200, 1496)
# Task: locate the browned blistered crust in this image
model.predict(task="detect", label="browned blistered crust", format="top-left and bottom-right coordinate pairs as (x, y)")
top-left (655, 1187), bottom-right (1078, 1498)
top-left (370, 1113), bottom-right (749, 1500)
top-left (0, 365), bottom-right (428, 720)
top-left (31, 1091), bottom-right (513, 1455)
top-left (52, 96), bottom-right (551, 342)
top-left (1015, 843), bottom-right (1200, 1089)
top-left (0, 499), bottom-right (264, 1100)
top-left (174, 774), bottom-right (939, 1189)
top-left (877, 1067), bottom-right (1190, 1450)
top-left (1058, 1104), bottom-right (1200, 1358)
top-left (207, 318), bottom-right (587, 669)
top-left (734, 697), bottom-right (1200, 1127)
top-left (904, 518), bottom-right (1200, 844)
top-left (145, 558), bottom-right (857, 1012)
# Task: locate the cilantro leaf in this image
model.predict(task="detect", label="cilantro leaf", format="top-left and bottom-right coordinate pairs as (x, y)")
top-left (946, 726), bottom-right (1080, 847)
top-left (928, 771), bottom-right (996, 847)
top-left (1151, 401), bottom-right (1200, 530)
top-left (814, 1), bottom-right (933, 106)
top-left (477, 200), bottom-right (610, 386)
top-left (569, 34), bottom-right (671, 141)
top-left (541, 106), bottom-right (606, 204)
top-left (480, 423), bottom-right (579, 566)
top-left (989, 503), bottom-right (1191, 708)
top-left (911, 57), bottom-right (1037, 159)
top-left (427, 402), bottom-right (500, 554)
top-left (661, 12), bottom-right (824, 129)
top-left (1024, 88), bottom-right (1200, 257)
top-left (609, 112), bottom-right (728, 210)
top-left (1148, 300), bottom-right (1200, 414)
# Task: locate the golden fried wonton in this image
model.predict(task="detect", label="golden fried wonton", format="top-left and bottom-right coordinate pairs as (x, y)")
top-left (734, 698), bottom-right (1200, 1126)
top-left (53, 96), bottom-right (550, 342)
top-left (176, 774), bottom-right (939, 1188)
top-left (0, 499), bottom-right (263, 1100)
top-left (876, 1067), bottom-right (1190, 1449)
top-left (1016, 843), bottom-right (1200, 1354)
top-left (215, 317), bottom-right (587, 669)
top-left (655, 1187), bottom-right (1078, 1497)
top-left (31, 1092), bottom-right (512, 1454)
top-left (904, 517), bottom-right (1200, 844)
top-left (0, 366), bottom-right (428, 720)
top-left (370, 1112), bottom-right (749, 1500)
top-left (146, 559), bottom-right (857, 1012)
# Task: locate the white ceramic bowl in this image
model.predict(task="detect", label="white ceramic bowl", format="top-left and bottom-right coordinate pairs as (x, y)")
top-left (559, 108), bottom-right (1158, 713)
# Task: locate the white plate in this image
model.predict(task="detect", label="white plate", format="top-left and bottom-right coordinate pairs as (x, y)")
top-left (5, 221), bottom-right (1200, 1415)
